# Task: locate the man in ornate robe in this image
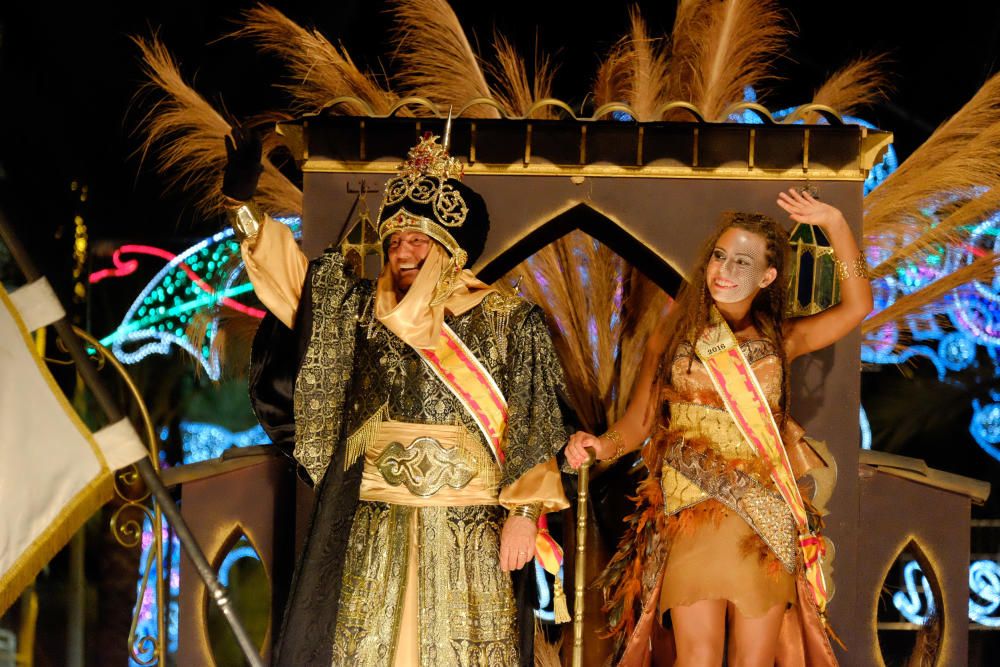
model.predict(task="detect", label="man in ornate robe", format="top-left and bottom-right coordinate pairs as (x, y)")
top-left (224, 129), bottom-right (570, 666)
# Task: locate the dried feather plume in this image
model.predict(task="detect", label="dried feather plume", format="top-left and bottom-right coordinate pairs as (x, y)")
top-left (863, 254), bottom-right (1000, 335)
top-left (683, 0), bottom-right (788, 120)
top-left (390, 0), bottom-right (500, 117)
top-left (186, 309), bottom-right (263, 379)
top-left (232, 4), bottom-right (399, 116)
top-left (532, 618), bottom-right (562, 667)
top-left (862, 69), bottom-right (1000, 341)
top-left (592, 8), bottom-right (671, 120)
top-left (663, 0), bottom-right (708, 102)
top-left (487, 33), bottom-right (557, 118)
top-left (809, 54), bottom-right (891, 119)
top-left (132, 35), bottom-right (302, 217)
top-left (502, 231), bottom-right (669, 433)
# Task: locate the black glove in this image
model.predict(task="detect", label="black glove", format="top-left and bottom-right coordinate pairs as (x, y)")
top-left (222, 126), bottom-right (264, 202)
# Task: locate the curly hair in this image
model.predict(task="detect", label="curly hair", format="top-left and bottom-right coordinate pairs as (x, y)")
top-left (660, 211), bottom-right (792, 422)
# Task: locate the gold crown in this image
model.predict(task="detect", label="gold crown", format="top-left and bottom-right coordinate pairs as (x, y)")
top-left (396, 132), bottom-right (463, 181)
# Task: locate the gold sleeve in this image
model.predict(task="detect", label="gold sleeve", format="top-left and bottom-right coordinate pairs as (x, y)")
top-left (240, 216), bottom-right (309, 328)
top-left (498, 458), bottom-right (570, 514)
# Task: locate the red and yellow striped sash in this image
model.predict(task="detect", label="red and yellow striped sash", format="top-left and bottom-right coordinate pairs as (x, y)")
top-left (416, 323), bottom-right (508, 464)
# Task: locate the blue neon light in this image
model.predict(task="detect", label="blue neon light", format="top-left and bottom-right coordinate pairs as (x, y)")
top-left (179, 421), bottom-right (270, 464)
top-left (893, 560), bottom-right (936, 624)
top-left (893, 559), bottom-right (1000, 627)
top-left (218, 544), bottom-right (262, 587)
top-left (860, 406), bottom-right (872, 450)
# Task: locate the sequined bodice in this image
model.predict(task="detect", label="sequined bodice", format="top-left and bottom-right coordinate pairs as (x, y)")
top-left (668, 338), bottom-right (783, 412)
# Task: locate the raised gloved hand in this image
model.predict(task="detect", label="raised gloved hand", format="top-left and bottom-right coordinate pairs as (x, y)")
top-left (222, 126), bottom-right (263, 203)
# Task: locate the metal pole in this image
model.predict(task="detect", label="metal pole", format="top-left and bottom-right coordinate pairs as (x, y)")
top-left (0, 211), bottom-right (265, 667)
top-left (572, 450), bottom-right (596, 667)
top-left (66, 531), bottom-right (85, 667)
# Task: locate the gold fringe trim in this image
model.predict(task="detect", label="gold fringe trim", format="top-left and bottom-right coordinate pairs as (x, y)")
top-left (551, 576), bottom-right (571, 624)
top-left (0, 471), bottom-right (113, 616)
top-left (345, 402), bottom-right (389, 470)
top-left (457, 422), bottom-right (500, 490)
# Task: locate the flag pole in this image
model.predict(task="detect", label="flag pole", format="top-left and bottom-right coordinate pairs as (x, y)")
top-left (0, 210), bottom-right (266, 667)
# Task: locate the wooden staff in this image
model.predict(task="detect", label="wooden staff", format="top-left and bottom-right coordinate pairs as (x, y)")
top-left (572, 449), bottom-right (597, 667)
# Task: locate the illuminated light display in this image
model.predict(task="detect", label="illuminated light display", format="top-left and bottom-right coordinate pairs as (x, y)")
top-left (969, 559), bottom-right (1000, 627)
top-left (217, 541), bottom-right (262, 587)
top-left (939, 332), bottom-right (977, 372)
top-left (892, 560), bottom-right (936, 625)
top-left (893, 559), bottom-right (1000, 627)
top-left (180, 421), bottom-right (270, 464)
top-left (860, 406), bottom-right (872, 450)
top-left (131, 519), bottom-right (180, 667)
top-left (970, 395), bottom-right (1000, 463)
top-left (131, 421), bottom-right (270, 664)
top-left (92, 217), bottom-right (300, 378)
top-left (90, 243), bottom-right (264, 318)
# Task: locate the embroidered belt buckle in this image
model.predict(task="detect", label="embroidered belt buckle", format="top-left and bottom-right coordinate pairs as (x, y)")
top-left (376, 436), bottom-right (477, 497)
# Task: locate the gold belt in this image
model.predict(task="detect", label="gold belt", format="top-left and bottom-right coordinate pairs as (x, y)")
top-left (357, 419), bottom-right (499, 506)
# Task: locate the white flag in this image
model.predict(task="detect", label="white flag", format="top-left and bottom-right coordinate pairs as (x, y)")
top-left (0, 282), bottom-right (146, 614)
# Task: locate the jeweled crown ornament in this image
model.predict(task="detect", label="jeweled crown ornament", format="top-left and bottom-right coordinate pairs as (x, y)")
top-left (397, 132), bottom-right (463, 182)
top-left (378, 133), bottom-right (469, 235)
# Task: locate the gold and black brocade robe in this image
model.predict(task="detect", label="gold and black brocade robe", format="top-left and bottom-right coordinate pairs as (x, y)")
top-left (256, 249), bottom-right (569, 667)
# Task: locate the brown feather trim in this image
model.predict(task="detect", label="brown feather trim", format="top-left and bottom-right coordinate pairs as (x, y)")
top-left (670, 500), bottom-right (728, 538)
top-left (738, 531), bottom-right (786, 579)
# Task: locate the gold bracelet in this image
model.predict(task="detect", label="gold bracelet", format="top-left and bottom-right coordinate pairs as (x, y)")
top-left (833, 253), bottom-right (869, 281)
top-left (601, 429), bottom-right (625, 461)
top-left (511, 502), bottom-right (542, 522)
top-left (852, 254), bottom-right (870, 280)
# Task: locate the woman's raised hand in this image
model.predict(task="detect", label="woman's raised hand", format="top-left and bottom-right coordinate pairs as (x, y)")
top-left (565, 431), bottom-right (606, 469)
top-left (776, 188), bottom-right (847, 230)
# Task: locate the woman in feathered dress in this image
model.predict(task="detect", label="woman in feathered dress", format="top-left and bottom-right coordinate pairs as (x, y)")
top-left (565, 189), bottom-right (873, 666)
